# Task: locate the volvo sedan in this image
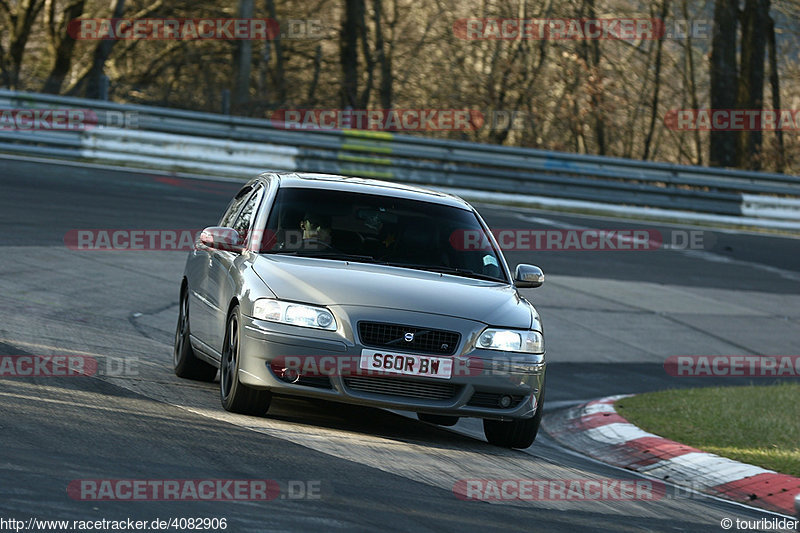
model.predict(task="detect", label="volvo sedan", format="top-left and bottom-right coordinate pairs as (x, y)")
top-left (174, 172), bottom-right (546, 448)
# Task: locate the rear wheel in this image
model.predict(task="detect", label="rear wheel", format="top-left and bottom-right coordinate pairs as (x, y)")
top-left (220, 306), bottom-right (272, 416)
top-left (483, 388), bottom-right (544, 449)
top-left (173, 287), bottom-right (217, 381)
top-left (417, 413), bottom-right (460, 426)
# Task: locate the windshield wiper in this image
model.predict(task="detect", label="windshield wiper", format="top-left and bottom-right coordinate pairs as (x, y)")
top-left (265, 250), bottom-right (380, 263)
top-left (380, 262), bottom-right (503, 282)
top-left (266, 252), bottom-right (503, 281)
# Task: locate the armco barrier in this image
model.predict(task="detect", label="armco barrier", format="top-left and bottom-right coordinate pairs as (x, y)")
top-left (1, 89), bottom-right (799, 221)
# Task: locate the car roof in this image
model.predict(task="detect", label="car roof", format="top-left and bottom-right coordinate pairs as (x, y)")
top-left (261, 172), bottom-right (473, 210)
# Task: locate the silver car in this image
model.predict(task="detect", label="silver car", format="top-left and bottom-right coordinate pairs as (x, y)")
top-left (174, 172), bottom-right (546, 448)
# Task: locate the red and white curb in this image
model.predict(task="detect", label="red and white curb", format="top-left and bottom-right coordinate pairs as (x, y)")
top-left (544, 394), bottom-right (800, 516)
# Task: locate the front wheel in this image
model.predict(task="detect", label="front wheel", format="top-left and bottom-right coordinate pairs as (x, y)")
top-left (220, 306), bottom-right (272, 416)
top-left (174, 287), bottom-right (217, 382)
top-left (483, 388), bottom-right (544, 449)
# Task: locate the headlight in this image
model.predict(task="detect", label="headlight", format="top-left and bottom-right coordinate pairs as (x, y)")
top-left (477, 329), bottom-right (544, 354)
top-left (252, 299), bottom-right (337, 331)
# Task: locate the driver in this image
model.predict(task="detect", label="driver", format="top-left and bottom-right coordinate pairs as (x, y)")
top-left (300, 212), bottom-right (332, 249)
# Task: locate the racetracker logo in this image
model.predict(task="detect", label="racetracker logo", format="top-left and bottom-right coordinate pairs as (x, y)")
top-left (269, 354), bottom-right (485, 380)
top-left (0, 355), bottom-right (138, 377)
top-left (67, 480), bottom-right (280, 501)
top-left (0, 355), bottom-right (96, 377)
top-left (68, 18), bottom-right (280, 40)
top-left (64, 230), bottom-right (203, 251)
top-left (665, 109), bottom-right (800, 131)
top-left (450, 229), bottom-right (662, 251)
top-left (62, 229), bottom-right (328, 252)
top-left (453, 479), bottom-right (665, 501)
top-left (271, 109), bottom-right (484, 131)
top-left (0, 109), bottom-right (98, 130)
top-left (664, 355), bottom-right (800, 377)
top-left (450, 229), bottom-right (711, 251)
top-left (453, 18), bottom-right (665, 40)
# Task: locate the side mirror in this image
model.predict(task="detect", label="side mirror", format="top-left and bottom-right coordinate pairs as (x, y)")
top-left (199, 226), bottom-right (243, 252)
top-left (514, 264), bottom-right (544, 288)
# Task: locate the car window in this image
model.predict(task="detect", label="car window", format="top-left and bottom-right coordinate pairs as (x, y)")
top-left (262, 187), bottom-right (507, 282)
top-left (231, 186), bottom-right (265, 242)
top-left (219, 185), bottom-right (254, 228)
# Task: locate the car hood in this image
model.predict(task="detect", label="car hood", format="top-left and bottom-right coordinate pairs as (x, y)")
top-left (251, 255), bottom-right (533, 328)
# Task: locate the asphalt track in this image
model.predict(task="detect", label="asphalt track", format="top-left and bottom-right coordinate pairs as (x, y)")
top-left (1, 156), bottom-right (799, 532)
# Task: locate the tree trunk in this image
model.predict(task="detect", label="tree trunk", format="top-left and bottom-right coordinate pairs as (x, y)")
top-left (79, 0), bottom-right (126, 99)
top-left (683, 0), bottom-right (702, 164)
top-left (767, 15), bottom-right (784, 172)
top-left (643, 0), bottom-right (670, 160)
top-left (41, 0), bottom-right (87, 94)
top-left (265, 0), bottom-right (285, 104)
top-left (3, 0), bottom-right (46, 89)
top-left (233, 0), bottom-right (254, 110)
top-left (340, 0), bottom-right (362, 108)
top-left (373, 0), bottom-right (392, 109)
top-left (357, 0), bottom-right (374, 109)
top-left (735, 0), bottom-right (770, 170)
top-left (306, 45), bottom-right (322, 106)
top-left (709, 0), bottom-right (738, 167)
top-left (581, 0), bottom-right (605, 155)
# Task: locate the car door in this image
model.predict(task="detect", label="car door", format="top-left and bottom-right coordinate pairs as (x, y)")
top-left (206, 184), bottom-right (266, 353)
top-left (188, 183), bottom-right (254, 351)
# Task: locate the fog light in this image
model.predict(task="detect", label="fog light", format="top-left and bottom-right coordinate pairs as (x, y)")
top-left (498, 395), bottom-right (513, 408)
top-left (269, 361), bottom-right (300, 383)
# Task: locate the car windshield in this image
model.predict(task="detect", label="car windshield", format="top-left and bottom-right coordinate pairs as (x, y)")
top-left (260, 187), bottom-right (507, 283)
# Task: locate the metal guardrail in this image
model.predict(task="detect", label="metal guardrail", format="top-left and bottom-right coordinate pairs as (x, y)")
top-left (1, 89), bottom-right (800, 221)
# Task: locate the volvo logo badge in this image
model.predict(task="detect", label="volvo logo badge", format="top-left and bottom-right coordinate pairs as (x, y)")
top-left (404, 332), bottom-right (415, 342)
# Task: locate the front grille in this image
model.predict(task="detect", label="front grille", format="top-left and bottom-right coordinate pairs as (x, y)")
top-left (344, 376), bottom-right (459, 401)
top-left (467, 391), bottom-right (525, 409)
top-left (358, 322), bottom-right (460, 355)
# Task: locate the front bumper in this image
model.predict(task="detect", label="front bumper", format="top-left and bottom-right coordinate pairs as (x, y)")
top-left (237, 313), bottom-right (545, 421)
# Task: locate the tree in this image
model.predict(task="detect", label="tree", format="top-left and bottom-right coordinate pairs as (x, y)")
top-left (67, 0), bottom-right (126, 98)
top-left (709, 0), bottom-right (738, 167)
top-left (340, 0), bottom-right (362, 108)
top-left (41, 0), bottom-right (87, 94)
top-left (735, 0), bottom-right (770, 169)
top-left (0, 0), bottom-right (46, 89)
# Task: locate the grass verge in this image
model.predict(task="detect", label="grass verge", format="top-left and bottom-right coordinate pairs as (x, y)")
top-left (615, 383), bottom-right (800, 477)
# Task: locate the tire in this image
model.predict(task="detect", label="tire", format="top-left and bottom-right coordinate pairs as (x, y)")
top-left (417, 413), bottom-right (460, 426)
top-left (483, 387), bottom-right (545, 449)
top-left (174, 286), bottom-right (217, 382)
top-left (220, 306), bottom-right (272, 416)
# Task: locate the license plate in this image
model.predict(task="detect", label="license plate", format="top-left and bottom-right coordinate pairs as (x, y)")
top-left (359, 349), bottom-right (453, 379)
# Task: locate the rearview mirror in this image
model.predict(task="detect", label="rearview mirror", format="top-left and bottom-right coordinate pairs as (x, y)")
top-left (514, 264), bottom-right (544, 288)
top-left (199, 226), bottom-right (243, 252)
